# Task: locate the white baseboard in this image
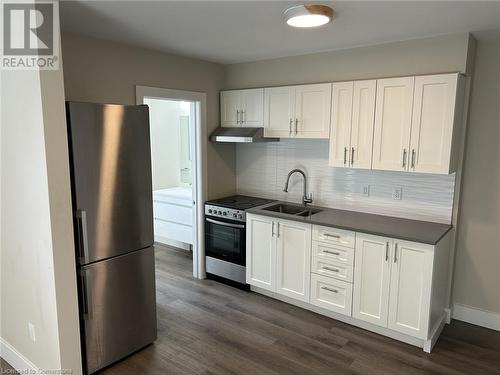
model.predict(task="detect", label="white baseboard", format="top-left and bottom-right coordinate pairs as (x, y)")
top-left (0, 337), bottom-right (38, 373)
top-left (453, 303), bottom-right (500, 331)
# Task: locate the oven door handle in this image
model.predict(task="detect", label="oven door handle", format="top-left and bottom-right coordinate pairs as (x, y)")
top-left (206, 218), bottom-right (245, 229)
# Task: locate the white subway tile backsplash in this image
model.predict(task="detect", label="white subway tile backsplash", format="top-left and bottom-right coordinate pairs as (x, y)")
top-left (236, 139), bottom-right (455, 224)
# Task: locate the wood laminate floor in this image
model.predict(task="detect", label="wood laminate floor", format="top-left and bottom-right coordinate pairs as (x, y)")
top-left (2, 245), bottom-right (499, 375)
top-left (98, 244), bottom-right (500, 375)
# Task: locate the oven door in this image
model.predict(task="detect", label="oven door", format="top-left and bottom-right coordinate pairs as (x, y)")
top-left (205, 216), bottom-right (246, 266)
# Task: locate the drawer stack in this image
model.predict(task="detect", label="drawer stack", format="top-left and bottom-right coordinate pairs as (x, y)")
top-left (310, 225), bottom-right (355, 316)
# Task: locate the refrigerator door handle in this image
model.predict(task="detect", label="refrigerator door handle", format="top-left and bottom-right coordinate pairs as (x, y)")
top-left (80, 269), bottom-right (93, 320)
top-left (76, 210), bottom-right (89, 265)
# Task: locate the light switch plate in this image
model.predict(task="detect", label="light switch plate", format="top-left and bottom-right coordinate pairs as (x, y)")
top-left (393, 187), bottom-right (403, 200)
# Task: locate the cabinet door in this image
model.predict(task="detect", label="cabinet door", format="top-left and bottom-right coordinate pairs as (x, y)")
top-left (409, 74), bottom-right (458, 174)
top-left (241, 88), bottom-right (264, 127)
top-left (353, 233), bottom-right (392, 327)
top-left (329, 82), bottom-right (353, 167)
top-left (350, 80), bottom-right (376, 169)
top-left (388, 240), bottom-right (433, 339)
top-left (220, 91), bottom-right (241, 127)
top-left (275, 219), bottom-right (312, 302)
top-left (294, 83), bottom-right (332, 139)
top-left (263, 87), bottom-right (295, 137)
top-left (246, 214), bottom-right (276, 291)
top-left (372, 77), bottom-right (414, 171)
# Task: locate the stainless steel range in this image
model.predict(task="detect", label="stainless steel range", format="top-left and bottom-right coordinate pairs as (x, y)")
top-left (205, 195), bottom-right (274, 285)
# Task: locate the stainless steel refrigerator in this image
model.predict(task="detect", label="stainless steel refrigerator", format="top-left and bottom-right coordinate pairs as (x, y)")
top-left (66, 102), bottom-right (157, 374)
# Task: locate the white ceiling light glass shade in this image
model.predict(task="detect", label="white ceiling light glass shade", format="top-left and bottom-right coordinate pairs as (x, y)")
top-left (284, 4), bottom-right (335, 28)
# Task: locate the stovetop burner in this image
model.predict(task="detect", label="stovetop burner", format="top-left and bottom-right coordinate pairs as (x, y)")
top-left (206, 195), bottom-right (274, 210)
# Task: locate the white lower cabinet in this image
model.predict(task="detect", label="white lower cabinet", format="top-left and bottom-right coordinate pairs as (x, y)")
top-left (388, 240), bottom-right (433, 339)
top-left (276, 219), bottom-right (312, 302)
top-left (353, 233), bottom-right (435, 339)
top-left (246, 214), bottom-right (311, 302)
top-left (311, 274), bottom-right (352, 316)
top-left (352, 233), bottom-right (392, 327)
top-left (247, 219), bottom-right (448, 351)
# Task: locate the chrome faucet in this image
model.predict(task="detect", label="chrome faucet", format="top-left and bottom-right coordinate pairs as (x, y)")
top-left (283, 168), bottom-right (313, 206)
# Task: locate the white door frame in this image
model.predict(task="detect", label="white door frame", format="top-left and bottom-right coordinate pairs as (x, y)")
top-left (136, 85), bottom-right (207, 279)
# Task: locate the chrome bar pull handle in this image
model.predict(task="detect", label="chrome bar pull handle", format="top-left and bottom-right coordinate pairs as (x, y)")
top-left (385, 242), bottom-right (389, 262)
top-left (323, 250), bottom-right (340, 256)
top-left (289, 119), bottom-right (293, 135)
top-left (394, 243), bottom-right (398, 263)
top-left (351, 147), bottom-right (355, 166)
top-left (295, 118), bottom-right (298, 135)
top-left (321, 286), bottom-right (339, 293)
top-left (322, 266), bottom-right (340, 273)
top-left (343, 147), bottom-right (348, 166)
top-left (236, 110), bottom-right (240, 124)
top-left (277, 222), bottom-right (280, 238)
top-left (76, 210), bottom-right (89, 265)
top-left (242, 110), bottom-right (246, 124)
top-left (402, 149), bottom-right (407, 169)
top-left (271, 222), bottom-right (275, 237)
top-left (411, 149), bottom-right (416, 169)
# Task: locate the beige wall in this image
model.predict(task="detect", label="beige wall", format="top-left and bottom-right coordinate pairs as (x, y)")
top-left (224, 33), bottom-right (472, 89)
top-left (1, 50), bottom-right (82, 372)
top-left (61, 32), bottom-right (235, 199)
top-left (452, 37), bottom-right (500, 314)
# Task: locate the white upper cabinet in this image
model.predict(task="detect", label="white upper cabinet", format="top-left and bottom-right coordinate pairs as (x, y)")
top-left (409, 73), bottom-right (460, 174)
top-left (353, 233), bottom-right (392, 327)
top-left (275, 219), bottom-right (312, 302)
top-left (388, 240), bottom-right (433, 339)
top-left (263, 86), bottom-right (294, 137)
top-left (220, 90), bottom-right (241, 127)
top-left (220, 89), bottom-right (264, 128)
top-left (264, 83), bottom-right (331, 139)
top-left (329, 82), bottom-right (353, 167)
top-left (246, 214), bottom-right (276, 291)
top-left (294, 83), bottom-right (332, 138)
top-left (372, 77), bottom-right (415, 172)
top-left (329, 80), bottom-right (376, 169)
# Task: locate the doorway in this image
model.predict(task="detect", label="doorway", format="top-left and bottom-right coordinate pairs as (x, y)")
top-left (136, 86), bottom-right (207, 279)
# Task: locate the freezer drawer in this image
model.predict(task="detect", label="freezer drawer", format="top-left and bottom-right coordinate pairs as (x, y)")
top-left (80, 246), bottom-right (157, 374)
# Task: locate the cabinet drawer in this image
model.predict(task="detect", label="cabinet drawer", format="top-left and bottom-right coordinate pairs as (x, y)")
top-left (311, 274), bottom-right (352, 316)
top-left (311, 257), bottom-right (353, 283)
top-left (312, 241), bottom-right (354, 266)
top-left (312, 226), bottom-right (355, 248)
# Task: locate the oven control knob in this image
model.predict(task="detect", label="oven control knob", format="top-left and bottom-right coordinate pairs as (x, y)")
top-left (238, 214), bottom-right (243, 219)
top-left (208, 209), bottom-right (212, 214)
top-left (233, 213), bottom-right (237, 218)
top-left (223, 212), bottom-right (227, 216)
top-left (217, 211), bottom-right (222, 215)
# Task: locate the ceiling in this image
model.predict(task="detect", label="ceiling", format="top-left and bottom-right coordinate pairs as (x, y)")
top-left (60, 1), bottom-right (500, 64)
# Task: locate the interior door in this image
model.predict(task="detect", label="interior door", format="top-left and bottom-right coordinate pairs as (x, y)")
top-left (350, 80), bottom-right (376, 169)
top-left (275, 219), bottom-right (312, 302)
top-left (294, 83), bottom-right (332, 138)
top-left (388, 240), bottom-right (433, 339)
top-left (67, 102), bottom-right (154, 265)
top-left (263, 86), bottom-right (295, 138)
top-left (409, 73), bottom-right (458, 174)
top-left (220, 90), bottom-right (241, 127)
top-left (329, 81), bottom-right (353, 167)
top-left (241, 88), bottom-right (264, 127)
top-left (81, 246), bottom-right (157, 374)
top-left (372, 77), bottom-right (415, 171)
top-left (246, 214), bottom-right (276, 291)
top-left (353, 233), bottom-right (392, 327)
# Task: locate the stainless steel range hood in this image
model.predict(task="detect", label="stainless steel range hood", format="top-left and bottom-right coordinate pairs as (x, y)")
top-left (210, 127), bottom-right (279, 143)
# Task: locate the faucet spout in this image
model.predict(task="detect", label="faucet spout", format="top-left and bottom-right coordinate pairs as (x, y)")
top-left (283, 168), bottom-right (313, 206)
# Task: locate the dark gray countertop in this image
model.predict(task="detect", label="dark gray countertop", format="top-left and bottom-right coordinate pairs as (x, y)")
top-left (247, 201), bottom-right (452, 245)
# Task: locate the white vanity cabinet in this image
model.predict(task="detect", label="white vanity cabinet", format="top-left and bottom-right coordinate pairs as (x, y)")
top-left (246, 214), bottom-right (312, 302)
top-left (264, 83), bottom-right (331, 139)
top-left (220, 88), bottom-right (264, 127)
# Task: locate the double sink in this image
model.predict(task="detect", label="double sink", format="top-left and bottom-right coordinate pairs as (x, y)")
top-left (262, 203), bottom-right (322, 218)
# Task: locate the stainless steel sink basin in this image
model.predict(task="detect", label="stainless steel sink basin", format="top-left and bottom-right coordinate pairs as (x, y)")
top-left (262, 203), bottom-right (322, 217)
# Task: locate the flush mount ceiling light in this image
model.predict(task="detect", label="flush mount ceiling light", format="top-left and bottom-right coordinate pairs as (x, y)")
top-left (284, 4), bottom-right (334, 28)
